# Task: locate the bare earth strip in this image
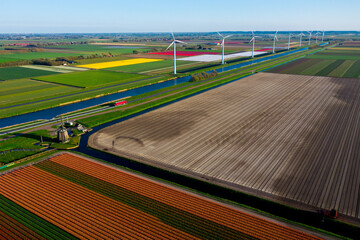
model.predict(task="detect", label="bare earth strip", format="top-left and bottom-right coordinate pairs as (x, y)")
top-left (89, 72), bottom-right (360, 220)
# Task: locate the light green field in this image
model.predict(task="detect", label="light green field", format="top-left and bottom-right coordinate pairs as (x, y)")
top-left (34, 70), bottom-right (148, 88)
top-left (0, 79), bottom-right (76, 108)
top-left (0, 66), bottom-right (57, 80)
top-left (105, 60), bottom-right (190, 73)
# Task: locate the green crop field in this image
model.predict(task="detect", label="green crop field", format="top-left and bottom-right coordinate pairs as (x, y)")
top-left (34, 70), bottom-right (148, 88)
top-left (0, 52), bottom-right (82, 60)
top-left (105, 59), bottom-right (190, 73)
top-left (0, 130), bottom-right (52, 164)
top-left (268, 58), bottom-right (360, 78)
top-left (0, 66), bottom-right (58, 80)
top-left (268, 48), bottom-right (360, 78)
top-left (0, 79), bottom-right (77, 108)
top-left (47, 44), bottom-right (151, 54)
top-left (0, 56), bottom-right (19, 63)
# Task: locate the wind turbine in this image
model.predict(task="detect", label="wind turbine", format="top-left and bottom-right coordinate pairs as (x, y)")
top-left (272, 31), bottom-right (278, 54)
top-left (165, 32), bottom-right (186, 75)
top-left (217, 32), bottom-right (232, 65)
top-left (315, 32), bottom-right (321, 44)
top-left (250, 31), bottom-right (261, 58)
top-left (298, 32), bottom-right (305, 47)
top-left (321, 31), bottom-right (325, 42)
top-left (287, 33), bottom-right (293, 50)
top-left (308, 31), bottom-right (312, 45)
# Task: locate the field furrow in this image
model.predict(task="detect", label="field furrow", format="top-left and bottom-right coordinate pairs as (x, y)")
top-left (89, 72), bottom-right (360, 220)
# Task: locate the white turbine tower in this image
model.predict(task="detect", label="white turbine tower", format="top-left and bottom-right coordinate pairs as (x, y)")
top-left (322, 31), bottom-right (325, 42)
top-left (308, 31), bottom-right (313, 45)
top-left (165, 32), bottom-right (186, 75)
top-left (315, 32), bottom-right (321, 44)
top-left (217, 32), bottom-right (232, 65)
top-left (250, 31), bottom-right (261, 58)
top-left (287, 33), bottom-right (293, 50)
top-left (298, 32), bottom-right (305, 47)
top-left (272, 31), bottom-right (278, 54)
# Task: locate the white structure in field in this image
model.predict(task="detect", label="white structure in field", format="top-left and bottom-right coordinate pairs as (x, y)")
top-left (308, 31), bottom-right (312, 45)
top-left (217, 32), bottom-right (232, 65)
top-left (298, 32), bottom-right (305, 47)
top-left (287, 33), bottom-right (293, 50)
top-left (272, 31), bottom-right (278, 54)
top-left (179, 51), bottom-right (267, 62)
top-left (165, 32), bottom-right (186, 75)
top-left (250, 31), bottom-right (261, 58)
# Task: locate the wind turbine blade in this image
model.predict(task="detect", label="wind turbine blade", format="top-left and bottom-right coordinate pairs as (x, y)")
top-left (275, 35), bottom-right (278, 41)
top-left (175, 40), bottom-right (186, 44)
top-left (165, 41), bottom-right (174, 51)
top-left (249, 37), bottom-right (255, 43)
top-left (224, 35), bottom-right (232, 39)
top-left (217, 32), bottom-right (224, 38)
top-left (171, 32), bottom-right (175, 40)
top-left (251, 30), bottom-right (254, 36)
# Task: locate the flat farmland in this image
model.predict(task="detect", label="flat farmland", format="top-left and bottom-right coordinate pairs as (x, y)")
top-left (0, 153), bottom-right (323, 239)
top-left (307, 49), bottom-right (360, 60)
top-left (0, 79), bottom-right (76, 108)
top-left (0, 52), bottom-right (81, 60)
top-left (34, 70), bottom-right (148, 88)
top-left (105, 59), bottom-right (190, 73)
top-left (269, 57), bottom-right (360, 78)
top-left (77, 58), bottom-right (162, 69)
top-left (0, 57), bottom-right (18, 63)
top-left (90, 72), bottom-right (360, 220)
top-left (0, 66), bottom-right (57, 80)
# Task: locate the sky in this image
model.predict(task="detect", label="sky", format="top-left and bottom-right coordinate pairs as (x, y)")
top-left (1, 0), bottom-right (359, 33)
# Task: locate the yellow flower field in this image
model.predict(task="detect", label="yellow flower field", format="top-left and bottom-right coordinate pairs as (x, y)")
top-left (78, 58), bottom-right (163, 69)
top-left (331, 47), bottom-right (360, 51)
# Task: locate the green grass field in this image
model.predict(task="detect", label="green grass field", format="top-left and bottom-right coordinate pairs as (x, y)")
top-left (0, 56), bottom-right (19, 63)
top-left (46, 44), bottom-right (151, 54)
top-left (0, 79), bottom-right (76, 108)
top-left (0, 66), bottom-right (57, 80)
top-left (1, 52), bottom-right (82, 60)
top-left (105, 59), bottom-right (190, 73)
top-left (34, 70), bottom-right (148, 88)
top-left (0, 130), bottom-right (52, 164)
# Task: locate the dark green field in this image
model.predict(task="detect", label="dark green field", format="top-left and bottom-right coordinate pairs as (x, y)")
top-left (34, 70), bottom-right (148, 88)
top-left (0, 67), bottom-right (57, 80)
